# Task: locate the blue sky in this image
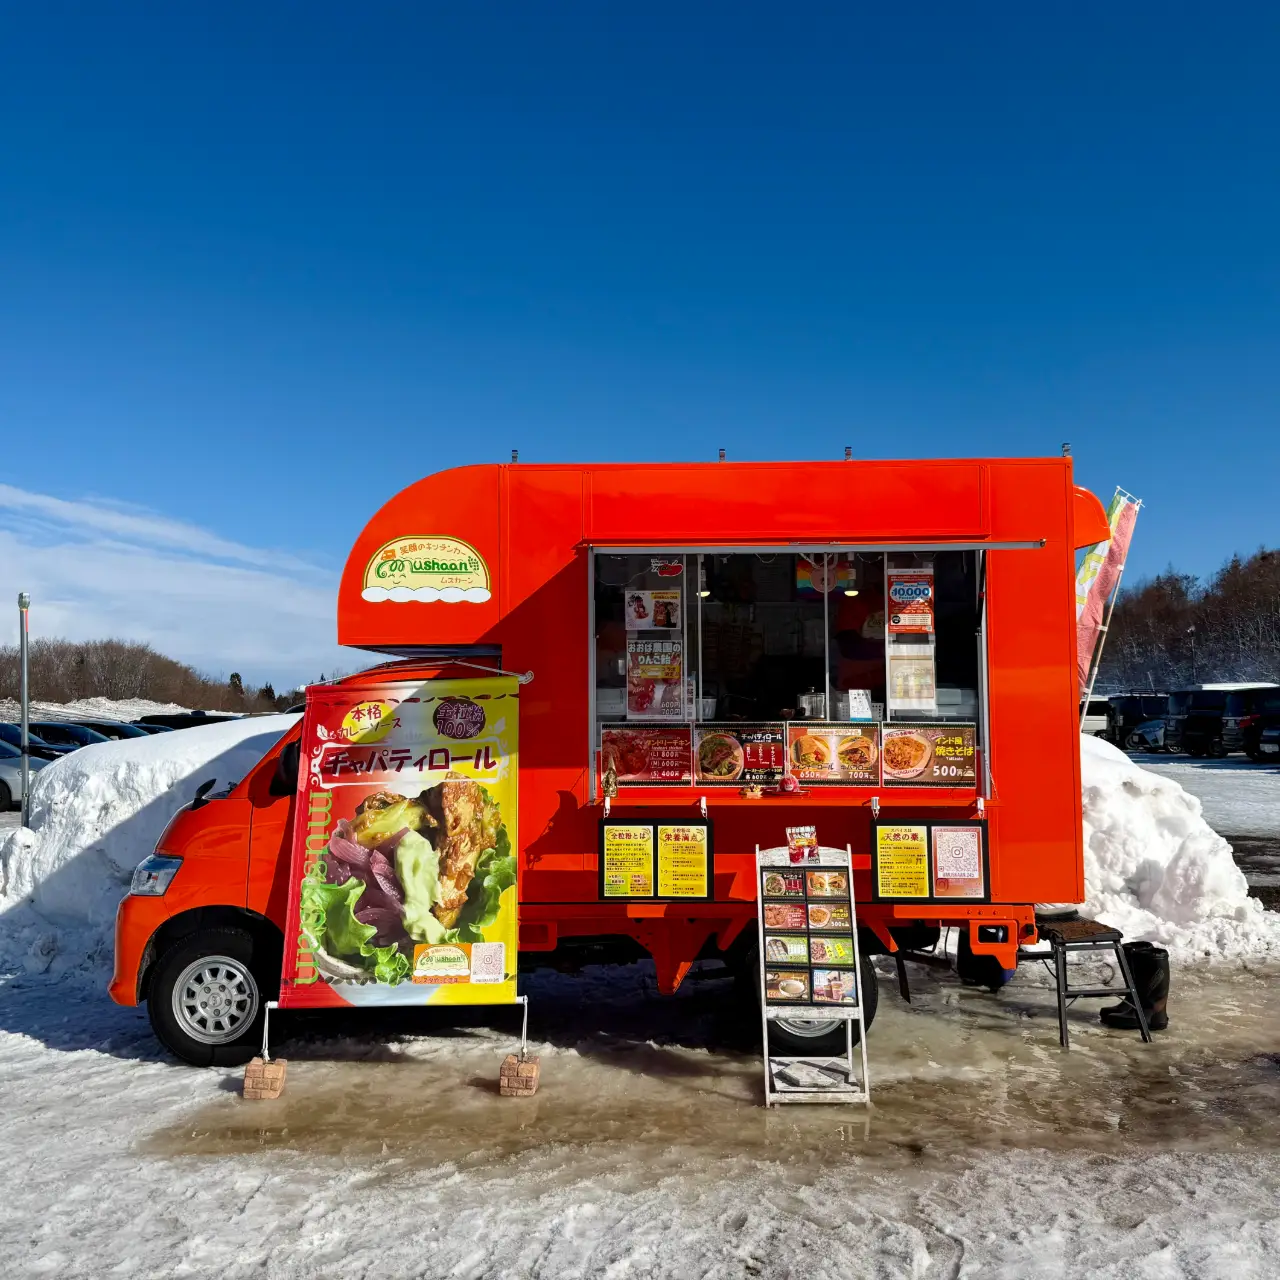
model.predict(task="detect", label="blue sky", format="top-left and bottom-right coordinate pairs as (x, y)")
top-left (2, 3), bottom-right (1277, 687)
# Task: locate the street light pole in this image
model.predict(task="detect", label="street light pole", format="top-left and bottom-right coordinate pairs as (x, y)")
top-left (18, 592), bottom-right (31, 827)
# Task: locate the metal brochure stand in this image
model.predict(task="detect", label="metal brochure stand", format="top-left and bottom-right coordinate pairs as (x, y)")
top-left (757, 844), bottom-right (870, 1106)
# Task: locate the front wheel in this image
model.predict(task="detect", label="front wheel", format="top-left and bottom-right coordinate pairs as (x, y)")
top-left (768, 961), bottom-right (879, 1056)
top-left (147, 927), bottom-right (279, 1066)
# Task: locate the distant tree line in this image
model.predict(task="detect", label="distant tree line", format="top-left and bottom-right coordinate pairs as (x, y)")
top-left (0, 638), bottom-right (306, 713)
top-left (1098, 547), bottom-right (1280, 691)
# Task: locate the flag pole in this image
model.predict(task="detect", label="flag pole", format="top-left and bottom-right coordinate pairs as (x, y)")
top-left (18, 592), bottom-right (31, 827)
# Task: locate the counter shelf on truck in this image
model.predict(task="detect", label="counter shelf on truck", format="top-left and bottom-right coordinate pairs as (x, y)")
top-left (111, 457), bottom-right (1110, 1064)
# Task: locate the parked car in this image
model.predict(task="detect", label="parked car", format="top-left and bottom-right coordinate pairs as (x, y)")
top-left (27, 720), bottom-right (112, 750)
top-left (1107, 694), bottom-right (1169, 749)
top-left (0, 722), bottom-right (71, 760)
top-left (135, 712), bottom-right (240, 731)
top-left (72, 719), bottom-right (152, 741)
top-left (1126, 718), bottom-right (1167, 751)
top-left (1079, 698), bottom-right (1111, 737)
top-left (0, 740), bottom-right (48, 809)
top-left (1229, 688), bottom-right (1280, 761)
top-left (130, 722), bottom-right (175, 734)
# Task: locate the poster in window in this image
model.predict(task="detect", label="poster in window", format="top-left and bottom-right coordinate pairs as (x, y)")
top-left (626, 633), bottom-right (685, 719)
top-left (601, 726), bottom-right (693, 786)
top-left (695, 724), bottom-right (785, 786)
top-left (625, 589), bottom-right (682, 631)
top-left (887, 643), bottom-right (937, 714)
top-left (881, 724), bottom-right (977, 788)
top-left (872, 823), bottom-right (930, 900)
top-left (600, 823), bottom-right (656, 898)
top-left (931, 824), bottom-right (988, 899)
top-left (887, 567), bottom-right (935, 633)
top-left (786, 723), bottom-right (879, 785)
top-left (656, 823), bottom-right (711, 899)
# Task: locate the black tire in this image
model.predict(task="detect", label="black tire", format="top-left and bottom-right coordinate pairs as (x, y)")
top-left (0, 780), bottom-right (11, 810)
top-left (147, 927), bottom-right (280, 1067)
top-left (766, 960), bottom-right (879, 1057)
top-left (956, 928), bottom-right (1013, 992)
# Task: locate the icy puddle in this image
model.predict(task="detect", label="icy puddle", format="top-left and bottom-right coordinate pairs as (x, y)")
top-left (144, 959), bottom-right (1280, 1179)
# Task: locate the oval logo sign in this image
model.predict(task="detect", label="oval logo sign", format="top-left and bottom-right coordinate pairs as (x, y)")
top-left (362, 536), bottom-right (491, 604)
top-left (433, 696), bottom-right (486, 740)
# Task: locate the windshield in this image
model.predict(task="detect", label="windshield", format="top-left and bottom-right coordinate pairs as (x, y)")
top-left (1225, 693), bottom-right (1247, 716)
top-left (1189, 692), bottom-right (1227, 712)
top-left (1167, 692), bottom-right (1192, 715)
top-left (1261, 694), bottom-right (1280, 715)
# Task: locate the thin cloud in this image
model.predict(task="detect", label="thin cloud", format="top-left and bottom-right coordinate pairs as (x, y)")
top-left (0, 483), bottom-right (321, 574)
top-left (0, 487), bottom-right (349, 687)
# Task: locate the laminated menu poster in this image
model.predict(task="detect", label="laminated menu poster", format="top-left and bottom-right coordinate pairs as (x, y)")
top-left (695, 724), bottom-right (785, 786)
top-left (759, 858), bottom-right (859, 1010)
top-left (881, 723), bottom-right (977, 787)
top-left (600, 824), bottom-right (655, 897)
top-left (601, 726), bottom-right (693, 786)
top-left (871, 823), bottom-right (929, 901)
top-left (597, 819), bottom-right (713, 902)
top-left (786, 723), bottom-right (879, 785)
top-left (887, 567), bottom-right (935, 633)
top-left (279, 675), bottom-right (519, 1009)
top-left (626, 634), bottom-right (685, 719)
top-left (931, 823), bottom-right (989, 900)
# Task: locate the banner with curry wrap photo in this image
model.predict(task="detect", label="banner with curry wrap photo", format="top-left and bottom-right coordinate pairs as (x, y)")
top-left (279, 676), bottom-right (519, 1009)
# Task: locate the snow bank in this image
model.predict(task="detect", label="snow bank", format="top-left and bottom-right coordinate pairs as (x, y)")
top-left (1081, 734), bottom-right (1280, 959)
top-left (0, 696), bottom-right (197, 723)
top-left (0, 715), bottom-right (296, 978)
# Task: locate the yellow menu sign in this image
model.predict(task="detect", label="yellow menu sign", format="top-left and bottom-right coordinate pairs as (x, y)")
top-left (601, 824), bottom-right (655, 897)
top-left (657, 824), bottom-right (710, 899)
top-left (874, 824), bottom-right (929, 899)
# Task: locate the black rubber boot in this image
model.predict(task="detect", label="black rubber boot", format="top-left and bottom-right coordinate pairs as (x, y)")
top-left (1100, 941), bottom-right (1169, 1031)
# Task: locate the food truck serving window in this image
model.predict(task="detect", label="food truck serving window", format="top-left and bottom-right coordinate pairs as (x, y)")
top-left (592, 550), bottom-right (983, 790)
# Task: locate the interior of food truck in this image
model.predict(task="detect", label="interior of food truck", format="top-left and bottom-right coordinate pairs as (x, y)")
top-left (593, 549), bottom-right (982, 752)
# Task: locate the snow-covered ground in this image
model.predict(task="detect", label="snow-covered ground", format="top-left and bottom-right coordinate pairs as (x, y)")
top-left (2, 958), bottom-right (1279, 1277)
top-left (1133, 752), bottom-right (1280, 839)
top-left (2, 729), bottom-right (1279, 1276)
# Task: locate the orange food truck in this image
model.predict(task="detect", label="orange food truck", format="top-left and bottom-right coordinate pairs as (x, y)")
top-left (110, 457), bottom-right (1111, 1065)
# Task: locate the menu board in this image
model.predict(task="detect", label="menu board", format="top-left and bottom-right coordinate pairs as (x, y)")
top-left (881, 723), bottom-right (977, 788)
top-left (597, 819), bottom-right (713, 902)
top-left (657, 823), bottom-right (710, 898)
top-left (760, 862), bottom-right (860, 1011)
top-left (601, 726), bottom-right (693, 787)
top-left (786, 723), bottom-right (879, 786)
top-left (870, 820), bottom-right (989, 903)
top-left (695, 724), bottom-right (785, 786)
top-left (600, 823), bottom-right (655, 897)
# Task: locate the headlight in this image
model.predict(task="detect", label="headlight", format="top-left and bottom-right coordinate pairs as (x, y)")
top-left (130, 854), bottom-right (183, 896)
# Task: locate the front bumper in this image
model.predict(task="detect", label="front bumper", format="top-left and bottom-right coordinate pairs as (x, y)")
top-left (108, 894), bottom-right (172, 1006)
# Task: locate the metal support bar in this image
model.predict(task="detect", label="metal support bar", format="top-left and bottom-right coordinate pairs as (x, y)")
top-left (517, 995), bottom-right (530, 1058)
top-left (261, 1000), bottom-right (278, 1062)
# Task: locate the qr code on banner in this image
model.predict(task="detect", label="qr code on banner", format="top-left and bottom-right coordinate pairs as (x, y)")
top-left (469, 942), bottom-right (506, 984)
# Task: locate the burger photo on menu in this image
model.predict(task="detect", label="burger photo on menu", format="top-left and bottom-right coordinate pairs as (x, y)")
top-left (804, 869), bottom-right (849, 898)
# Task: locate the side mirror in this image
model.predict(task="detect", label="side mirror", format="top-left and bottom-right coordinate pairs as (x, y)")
top-left (190, 778), bottom-right (217, 811)
top-left (269, 740), bottom-right (301, 797)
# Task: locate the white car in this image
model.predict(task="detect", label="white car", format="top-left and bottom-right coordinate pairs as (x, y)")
top-left (1079, 698), bottom-right (1111, 738)
top-left (0, 741), bottom-right (48, 810)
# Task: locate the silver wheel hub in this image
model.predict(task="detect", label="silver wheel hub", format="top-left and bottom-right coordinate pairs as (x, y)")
top-left (775, 1016), bottom-right (836, 1039)
top-left (172, 955), bottom-right (259, 1045)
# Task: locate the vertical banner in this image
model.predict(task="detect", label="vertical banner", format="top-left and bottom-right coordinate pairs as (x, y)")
top-left (1076, 488), bottom-right (1140, 694)
top-left (280, 676), bottom-right (519, 1008)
